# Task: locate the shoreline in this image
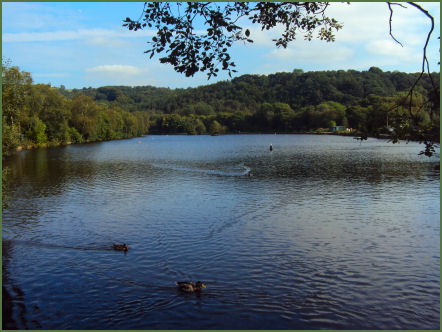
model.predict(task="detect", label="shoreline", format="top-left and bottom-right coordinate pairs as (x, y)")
top-left (5, 135), bottom-right (146, 156)
top-left (6, 131), bottom-right (435, 157)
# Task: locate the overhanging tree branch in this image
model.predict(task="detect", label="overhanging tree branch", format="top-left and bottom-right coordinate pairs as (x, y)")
top-left (405, 2), bottom-right (436, 96)
top-left (123, 2), bottom-right (343, 79)
top-left (387, 2), bottom-right (405, 47)
top-left (384, 1), bottom-right (439, 156)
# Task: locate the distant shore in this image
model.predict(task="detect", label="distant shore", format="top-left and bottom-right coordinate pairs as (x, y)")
top-left (7, 131), bottom-right (409, 156)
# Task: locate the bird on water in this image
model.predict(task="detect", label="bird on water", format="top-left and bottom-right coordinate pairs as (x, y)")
top-left (176, 281), bottom-right (206, 292)
top-left (112, 243), bottom-right (128, 251)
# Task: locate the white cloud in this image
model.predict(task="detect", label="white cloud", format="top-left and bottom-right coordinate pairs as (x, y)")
top-left (244, 25), bottom-right (281, 47)
top-left (3, 28), bottom-right (155, 43)
top-left (268, 42), bottom-right (354, 63)
top-left (82, 60), bottom-right (209, 88)
top-left (85, 65), bottom-right (143, 75)
top-left (365, 39), bottom-right (421, 62)
top-left (85, 36), bottom-right (130, 48)
top-left (332, 2), bottom-right (439, 50)
top-left (4, 30), bottom-right (84, 43)
top-left (83, 64), bottom-right (160, 86)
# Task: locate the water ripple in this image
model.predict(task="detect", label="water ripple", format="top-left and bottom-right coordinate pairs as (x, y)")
top-left (2, 134), bottom-right (439, 329)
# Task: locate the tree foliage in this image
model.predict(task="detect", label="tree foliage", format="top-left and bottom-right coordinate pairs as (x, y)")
top-left (2, 61), bottom-right (150, 156)
top-left (123, 2), bottom-right (342, 78)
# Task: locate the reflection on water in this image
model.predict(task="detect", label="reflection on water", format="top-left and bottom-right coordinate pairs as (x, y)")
top-left (2, 134), bottom-right (440, 329)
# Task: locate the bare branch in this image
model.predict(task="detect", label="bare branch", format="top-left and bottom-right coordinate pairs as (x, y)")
top-left (407, 2), bottom-right (435, 72)
top-left (389, 2), bottom-right (407, 9)
top-left (404, 2), bottom-right (436, 112)
top-left (382, 2), bottom-right (439, 153)
top-left (387, 2), bottom-right (404, 46)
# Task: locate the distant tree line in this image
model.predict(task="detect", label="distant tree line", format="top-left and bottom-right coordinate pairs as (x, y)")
top-left (2, 60), bottom-right (439, 156)
top-left (65, 67), bottom-right (439, 143)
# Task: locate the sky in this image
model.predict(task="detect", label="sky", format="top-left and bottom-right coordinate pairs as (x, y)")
top-left (2, 2), bottom-right (440, 90)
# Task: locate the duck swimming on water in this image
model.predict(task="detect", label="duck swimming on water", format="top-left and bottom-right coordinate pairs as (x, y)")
top-left (112, 243), bottom-right (128, 251)
top-left (176, 281), bottom-right (206, 292)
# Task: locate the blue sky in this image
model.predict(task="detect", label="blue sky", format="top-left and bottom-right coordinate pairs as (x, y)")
top-left (2, 2), bottom-right (440, 89)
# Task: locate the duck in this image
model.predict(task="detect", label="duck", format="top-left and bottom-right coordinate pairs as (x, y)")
top-left (112, 243), bottom-right (128, 251)
top-left (176, 281), bottom-right (206, 292)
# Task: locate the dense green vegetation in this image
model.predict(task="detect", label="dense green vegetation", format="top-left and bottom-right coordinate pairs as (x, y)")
top-left (2, 60), bottom-right (150, 156)
top-left (2, 61), bottom-right (439, 158)
top-left (66, 67), bottom-right (439, 141)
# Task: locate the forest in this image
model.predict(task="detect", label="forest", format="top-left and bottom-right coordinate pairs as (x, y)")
top-left (2, 60), bottom-right (439, 156)
top-left (2, 61), bottom-right (150, 156)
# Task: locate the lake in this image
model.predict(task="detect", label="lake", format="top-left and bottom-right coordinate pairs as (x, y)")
top-left (2, 134), bottom-right (440, 329)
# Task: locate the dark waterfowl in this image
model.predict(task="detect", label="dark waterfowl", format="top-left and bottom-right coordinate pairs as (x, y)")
top-left (176, 281), bottom-right (206, 292)
top-left (112, 243), bottom-right (128, 251)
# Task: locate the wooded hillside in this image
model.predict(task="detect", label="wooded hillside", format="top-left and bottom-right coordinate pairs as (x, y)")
top-left (3, 62), bottom-right (439, 156)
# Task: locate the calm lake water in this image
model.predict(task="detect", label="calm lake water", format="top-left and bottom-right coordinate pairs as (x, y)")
top-left (2, 134), bottom-right (440, 329)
